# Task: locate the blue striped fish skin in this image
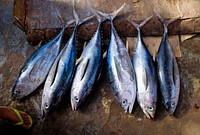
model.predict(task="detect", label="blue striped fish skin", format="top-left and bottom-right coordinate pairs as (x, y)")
top-left (107, 20), bottom-right (136, 114)
top-left (70, 20), bottom-right (103, 110)
top-left (12, 27), bottom-right (65, 100)
top-left (156, 13), bottom-right (180, 115)
top-left (41, 25), bottom-right (78, 117)
top-left (130, 16), bottom-right (157, 119)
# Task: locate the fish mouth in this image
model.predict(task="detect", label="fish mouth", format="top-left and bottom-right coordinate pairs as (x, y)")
top-left (41, 110), bottom-right (46, 119)
top-left (143, 110), bottom-right (155, 119)
top-left (168, 108), bottom-right (175, 115)
top-left (71, 101), bottom-right (77, 111)
top-left (124, 103), bottom-right (134, 114)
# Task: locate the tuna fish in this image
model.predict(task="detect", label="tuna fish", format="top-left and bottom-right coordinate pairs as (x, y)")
top-left (70, 7), bottom-right (106, 110)
top-left (95, 4), bottom-right (136, 113)
top-left (155, 11), bottom-right (180, 115)
top-left (11, 17), bottom-right (73, 100)
top-left (41, 3), bottom-right (94, 117)
top-left (130, 16), bottom-right (157, 119)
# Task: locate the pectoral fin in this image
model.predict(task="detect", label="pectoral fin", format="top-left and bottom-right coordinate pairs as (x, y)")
top-left (142, 68), bottom-right (148, 90)
top-left (114, 57), bottom-right (123, 82)
top-left (76, 57), bottom-right (82, 66)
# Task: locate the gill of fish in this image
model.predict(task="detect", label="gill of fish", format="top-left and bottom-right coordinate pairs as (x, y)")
top-left (41, 2), bottom-right (94, 117)
top-left (11, 22), bottom-right (67, 100)
top-left (70, 7), bottom-right (105, 110)
top-left (94, 3), bottom-right (136, 113)
top-left (155, 11), bottom-right (180, 115)
top-left (130, 16), bottom-right (157, 119)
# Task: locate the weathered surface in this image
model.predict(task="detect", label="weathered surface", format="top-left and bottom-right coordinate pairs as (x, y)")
top-left (13, 0), bottom-right (200, 45)
top-left (1, 0), bottom-right (200, 135)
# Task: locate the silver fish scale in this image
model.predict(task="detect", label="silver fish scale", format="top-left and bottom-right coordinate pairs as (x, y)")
top-left (107, 22), bottom-right (136, 113)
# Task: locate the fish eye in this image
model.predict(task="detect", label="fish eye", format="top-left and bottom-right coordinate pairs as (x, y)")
top-left (121, 99), bottom-right (127, 106)
top-left (74, 96), bottom-right (79, 103)
top-left (14, 90), bottom-right (20, 94)
top-left (171, 102), bottom-right (175, 107)
top-left (148, 106), bottom-right (154, 111)
top-left (45, 103), bottom-right (49, 109)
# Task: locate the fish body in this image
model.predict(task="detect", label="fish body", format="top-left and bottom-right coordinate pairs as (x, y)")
top-left (70, 22), bottom-right (102, 110)
top-left (12, 27), bottom-right (65, 100)
top-left (41, 25), bottom-right (77, 116)
top-left (130, 16), bottom-right (157, 119)
top-left (41, 4), bottom-right (94, 116)
top-left (107, 21), bottom-right (136, 113)
top-left (156, 13), bottom-right (180, 114)
top-left (96, 4), bottom-right (136, 113)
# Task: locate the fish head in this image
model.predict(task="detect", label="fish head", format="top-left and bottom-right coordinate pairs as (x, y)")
top-left (163, 100), bottom-right (177, 115)
top-left (41, 93), bottom-right (53, 118)
top-left (70, 86), bottom-right (85, 111)
top-left (139, 100), bottom-right (157, 119)
top-left (12, 82), bottom-right (34, 100)
top-left (118, 90), bottom-right (136, 114)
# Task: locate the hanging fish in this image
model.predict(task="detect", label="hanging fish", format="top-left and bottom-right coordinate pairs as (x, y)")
top-left (70, 5), bottom-right (106, 110)
top-left (130, 16), bottom-right (157, 119)
top-left (11, 14), bottom-right (74, 100)
top-left (41, 2), bottom-right (94, 117)
top-left (95, 4), bottom-right (136, 113)
top-left (155, 11), bottom-right (180, 115)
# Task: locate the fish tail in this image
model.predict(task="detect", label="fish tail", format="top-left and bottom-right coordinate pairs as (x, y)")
top-left (73, 0), bottom-right (94, 26)
top-left (154, 10), bottom-right (180, 33)
top-left (88, 2), bottom-right (106, 23)
top-left (55, 7), bottom-right (74, 33)
top-left (93, 3), bottom-right (126, 21)
top-left (129, 15), bottom-right (153, 31)
top-left (109, 3), bottom-right (126, 21)
top-left (72, 0), bottom-right (80, 25)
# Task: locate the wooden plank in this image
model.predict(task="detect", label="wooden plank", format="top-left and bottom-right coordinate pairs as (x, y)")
top-left (13, 0), bottom-right (200, 45)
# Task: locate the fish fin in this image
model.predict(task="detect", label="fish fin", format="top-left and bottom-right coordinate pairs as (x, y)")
top-left (76, 57), bottom-right (82, 65)
top-left (154, 10), bottom-right (180, 32)
top-left (153, 46), bottom-right (156, 61)
top-left (81, 14), bottom-right (95, 25)
top-left (48, 49), bottom-right (64, 87)
top-left (72, 0), bottom-right (80, 25)
top-left (129, 15), bottom-right (153, 31)
top-left (88, 1), bottom-right (106, 23)
top-left (165, 16), bottom-right (180, 27)
top-left (83, 41), bottom-right (87, 48)
top-left (142, 68), bottom-right (148, 90)
top-left (81, 58), bottom-right (90, 80)
top-left (114, 56), bottom-right (123, 82)
top-left (37, 40), bottom-right (43, 48)
top-left (96, 71), bottom-right (102, 82)
top-left (109, 3), bottom-right (126, 21)
top-left (126, 38), bottom-right (129, 50)
top-left (93, 3), bottom-right (126, 21)
top-left (51, 4), bottom-right (75, 29)
top-left (72, 0), bottom-right (94, 25)
top-left (139, 15), bottom-right (153, 28)
top-left (103, 51), bottom-right (107, 59)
